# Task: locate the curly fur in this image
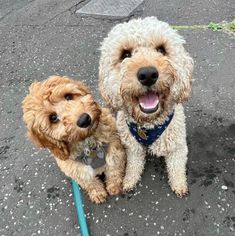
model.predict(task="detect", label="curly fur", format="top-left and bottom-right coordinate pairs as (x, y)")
top-left (22, 76), bottom-right (126, 203)
top-left (99, 17), bottom-right (193, 197)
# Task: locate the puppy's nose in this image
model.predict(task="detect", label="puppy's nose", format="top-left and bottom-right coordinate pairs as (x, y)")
top-left (137, 66), bottom-right (159, 87)
top-left (77, 113), bottom-right (91, 128)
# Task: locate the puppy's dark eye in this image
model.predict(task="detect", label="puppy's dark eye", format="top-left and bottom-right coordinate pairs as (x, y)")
top-left (49, 113), bottom-right (59, 123)
top-left (64, 94), bottom-right (73, 101)
top-left (121, 49), bottom-right (132, 60)
top-left (156, 46), bottom-right (166, 55)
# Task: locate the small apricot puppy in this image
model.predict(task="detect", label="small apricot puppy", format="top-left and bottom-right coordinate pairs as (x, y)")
top-left (22, 76), bottom-right (126, 203)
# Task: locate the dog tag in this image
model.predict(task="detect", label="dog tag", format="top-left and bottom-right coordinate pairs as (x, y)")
top-left (76, 141), bottom-right (107, 169)
top-left (89, 150), bottom-right (97, 158)
top-left (90, 146), bottom-right (106, 168)
top-left (137, 127), bottom-right (148, 140)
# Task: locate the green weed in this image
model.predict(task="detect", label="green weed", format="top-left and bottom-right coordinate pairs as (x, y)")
top-left (226, 20), bottom-right (235, 32)
top-left (208, 22), bottom-right (223, 31)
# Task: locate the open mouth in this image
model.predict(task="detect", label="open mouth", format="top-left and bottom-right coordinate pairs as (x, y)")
top-left (138, 91), bottom-right (159, 114)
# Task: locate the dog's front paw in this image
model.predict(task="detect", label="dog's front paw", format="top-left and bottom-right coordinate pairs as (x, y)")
top-left (88, 188), bottom-right (108, 204)
top-left (106, 181), bottom-right (122, 196)
top-left (171, 184), bottom-right (189, 198)
top-left (123, 178), bottom-right (137, 192)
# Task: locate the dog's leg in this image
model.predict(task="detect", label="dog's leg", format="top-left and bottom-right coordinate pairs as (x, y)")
top-left (116, 112), bottom-right (146, 191)
top-left (123, 146), bottom-right (146, 192)
top-left (82, 176), bottom-right (108, 204)
top-left (165, 145), bottom-right (188, 197)
top-left (55, 158), bottom-right (107, 204)
top-left (105, 140), bottom-right (126, 196)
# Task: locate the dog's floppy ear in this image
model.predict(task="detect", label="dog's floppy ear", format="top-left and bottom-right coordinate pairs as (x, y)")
top-left (171, 49), bottom-right (194, 103)
top-left (98, 57), bottom-right (124, 109)
top-left (22, 88), bottom-right (70, 161)
top-left (98, 77), bottom-right (117, 110)
top-left (27, 129), bottom-right (70, 161)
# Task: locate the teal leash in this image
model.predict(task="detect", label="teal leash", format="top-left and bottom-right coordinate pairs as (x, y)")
top-left (71, 179), bottom-right (90, 236)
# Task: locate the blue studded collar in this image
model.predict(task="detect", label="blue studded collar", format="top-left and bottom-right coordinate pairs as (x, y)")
top-left (127, 112), bottom-right (174, 146)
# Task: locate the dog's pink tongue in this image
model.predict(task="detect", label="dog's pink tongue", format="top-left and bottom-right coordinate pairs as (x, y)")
top-left (139, 92), bottom-right (159, 109)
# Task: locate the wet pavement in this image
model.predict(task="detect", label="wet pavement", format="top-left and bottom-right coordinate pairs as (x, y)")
top-left (0, 0), bottom-right (234, 235)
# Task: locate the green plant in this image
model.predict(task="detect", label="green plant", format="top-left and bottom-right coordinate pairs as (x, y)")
top-left (226, 20), bottom-right (235, 32)
top-left (208, 22), bottom-right (223, 31)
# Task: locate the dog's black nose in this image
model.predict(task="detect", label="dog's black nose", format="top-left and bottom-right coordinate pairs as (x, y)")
top-left (137, 66), bottom-right (159, 87)
top-left (77, 113), bottom-right (91, 128)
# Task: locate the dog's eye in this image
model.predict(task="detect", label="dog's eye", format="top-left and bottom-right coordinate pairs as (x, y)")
top-left (156, 46), bottom-right (166, 55)
top-left (64, 94), bottom-right (73, 101)
top-left (49, 113), bottom-right (59, 123)
top-left (121, 50), bottom-right (132, 60)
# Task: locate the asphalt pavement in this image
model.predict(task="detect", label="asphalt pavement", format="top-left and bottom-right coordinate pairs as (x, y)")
top-left (0, 0), bottom-right (234, 235)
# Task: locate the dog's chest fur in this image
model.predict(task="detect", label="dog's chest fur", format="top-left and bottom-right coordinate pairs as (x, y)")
top-left (116, 104), bottom-right (187, 157)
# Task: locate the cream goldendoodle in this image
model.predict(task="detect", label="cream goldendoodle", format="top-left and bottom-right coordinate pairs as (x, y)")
top-left (22, 76), bottom-right (126, 203)
top-left (99, 17), bottom-right (193, 197)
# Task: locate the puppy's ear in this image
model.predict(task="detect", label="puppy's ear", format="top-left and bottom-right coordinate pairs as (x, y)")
top-left (172, 49), bottom-right (193, 103)
top-left (27, 129), bottom-right (45, 148)
top-left (44, 138), bottom-right (70, 161)
top-left (27, 129), bottom-right (70, 161)
top-left (22, 80), bottom-right (70, 161)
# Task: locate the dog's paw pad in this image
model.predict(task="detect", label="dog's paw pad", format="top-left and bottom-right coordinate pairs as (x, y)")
top-left (89, 189), bottom-right (108, 204)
